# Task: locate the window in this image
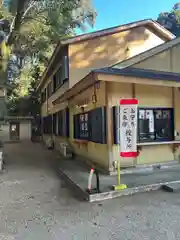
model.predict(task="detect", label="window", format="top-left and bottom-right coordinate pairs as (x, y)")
top-left (138, 109), bottom-right (155, 142)
top-left (57, 108), bottom-right (69, 137)
top-left (113, 106), bottom-right (174, 144)
top-left (41, 88), bottom-right (47, 103)
top-left (52, 113), bottom-right (57, 135)
top-left (73, 112), bottom-right (90, 140)
top-left (79, 113), bottom-right (90, 140)
top-left (47, 83), bottom-right (50, 98)
top-left (44, 88), bottom-right (47, 101)
top-left (154, 109), bottom-right (174, 141)
top-left (73, 114), bottom-right (80, 139)
top-left (73, 107), bottom-right (107, 143)
top-left (43, 115), bottom-right (52, 134)
top-left (138, 108), bottom-right (174, 142)
top-left (53, 66), bottom-right (63, 91)
top-left (56, 67), bottom-right (62, 86)
top-left (91, 107), bottom-right (107, 144)
top-left (52, 56), bottom-right (68, 93)
top-left (53, 74), bottom-right (57, 93)
top-left (47, 81), bottom-right (53, 98)
top-left (57, 110), bottom-right (63, 136)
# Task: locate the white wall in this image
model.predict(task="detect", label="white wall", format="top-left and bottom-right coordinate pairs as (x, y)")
top-left (0, 121), bottom-right (32, 142)
top-left (20, 121), bottom-right (32, 140)
top-left (0, 123), bottom-right (9, 142)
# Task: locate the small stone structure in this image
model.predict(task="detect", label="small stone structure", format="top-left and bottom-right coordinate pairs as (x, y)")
top-left (0, 116), bottom-right (33, 142)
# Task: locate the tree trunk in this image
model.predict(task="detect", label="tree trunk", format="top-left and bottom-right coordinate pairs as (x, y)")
top-left (7, 0), bottom-right (27, 45)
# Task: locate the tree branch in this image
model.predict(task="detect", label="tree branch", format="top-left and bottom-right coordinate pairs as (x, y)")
top-left (7, 0), bottom-right (27, 45)
top-left (21, 0), bottom-right (37, 22)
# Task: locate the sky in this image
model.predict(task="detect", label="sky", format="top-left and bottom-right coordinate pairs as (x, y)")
top-left (76, 0), bottom-right (178, 34)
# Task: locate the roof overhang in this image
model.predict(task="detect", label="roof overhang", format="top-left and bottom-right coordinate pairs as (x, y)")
top-left (96, 72), bottom-right (180, 88)
top-left (53, 67), bottom-right (180, 105)
top-left (60, 19), bottom-right (174, 45)
top-left (95, 67), bottom-right (180, 82)
top-left (37, 19), bottom-right (175, 91)
top-left (53, 72), bottom-right (97, 105)
top-left (4, 116), bottom-right (34, 121)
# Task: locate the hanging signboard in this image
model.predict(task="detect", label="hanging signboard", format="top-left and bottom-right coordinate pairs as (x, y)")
top-left (120, 99), bottom-right (138, 158)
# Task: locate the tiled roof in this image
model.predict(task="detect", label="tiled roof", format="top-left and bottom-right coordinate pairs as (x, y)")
top-left (94, 67), bottom-right (180, 82)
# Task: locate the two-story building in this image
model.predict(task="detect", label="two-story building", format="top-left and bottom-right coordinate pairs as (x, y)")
top-left (37, 19), bottom-right (176, 174)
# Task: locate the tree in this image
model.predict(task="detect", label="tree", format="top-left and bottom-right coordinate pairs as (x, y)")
top-left (157, 3), bottom-right (180, 36)
top-left (0, 0), bottom-right (96, 116)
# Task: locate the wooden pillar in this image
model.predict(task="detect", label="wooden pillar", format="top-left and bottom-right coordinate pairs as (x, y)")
top-left (132, 83), bottom-right (138, 166)
top-left (105, 82), bottom-right (114, 173)
top-left (132, 83), bottom-right (135, 98)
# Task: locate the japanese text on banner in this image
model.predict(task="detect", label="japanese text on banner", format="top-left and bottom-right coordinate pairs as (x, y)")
top-left (120, 105), bottom-right (137, 153)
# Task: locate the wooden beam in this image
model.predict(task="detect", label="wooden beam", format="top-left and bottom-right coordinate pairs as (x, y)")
top-left (97, 73), bottom-right (180, 88)
top-left (105, 82), bottom-right (114, 172)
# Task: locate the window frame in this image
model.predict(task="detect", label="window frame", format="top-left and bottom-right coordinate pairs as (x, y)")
top-left (47, 81), bottom-right (53, 98)
top-left (79, 112), bottom-right (91, 140)
top-left (53, 67), bottom-right (62, 92)
top-left (47, 82), bottom-right (50, 98)
top-left (41, 88), bottom-right (47, 103)
top-left (138, 107), bottom-right (174, 143)
top-left (52, 56), bottom-right (69, 93)
top-left (73, 111), bottom-right (91, 141)
top-left (73, 107), bottom-right (107, 143)
top-left (43, 115), bottom-right (52, 135)
top-left (53, 74), bottom-right (57, 93)
top-left (52, 113), bottom-right (57, 135)
top-left (57, 110), bottom-right (63, 136)
top-left (57, 108), bottom-right (69, 137)
top-left (91, 107), bottom-right (107, 144)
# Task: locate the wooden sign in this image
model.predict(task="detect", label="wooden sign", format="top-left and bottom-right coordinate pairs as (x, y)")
top-left (120, 99), bottom-right (138, 158)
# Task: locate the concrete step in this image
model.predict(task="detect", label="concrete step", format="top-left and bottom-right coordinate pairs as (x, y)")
top-left (120, 161), bottom-right (180, 175)
top-left (162, 182), bottom-right (180, 193)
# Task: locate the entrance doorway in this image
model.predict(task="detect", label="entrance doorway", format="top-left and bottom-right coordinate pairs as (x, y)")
top-left (10, 122), bottom-right (20, 141)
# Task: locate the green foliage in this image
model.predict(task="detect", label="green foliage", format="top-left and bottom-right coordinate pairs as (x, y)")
top-left (0, 0), bottom-right (96, 116)
top-left (7, 63), bottom-right (41, 116)
top-left (157, 2), bottom-right (180, 36)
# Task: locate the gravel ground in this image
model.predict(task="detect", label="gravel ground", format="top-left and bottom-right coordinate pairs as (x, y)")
top-left (1, 142), bottom-right (180, 240)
